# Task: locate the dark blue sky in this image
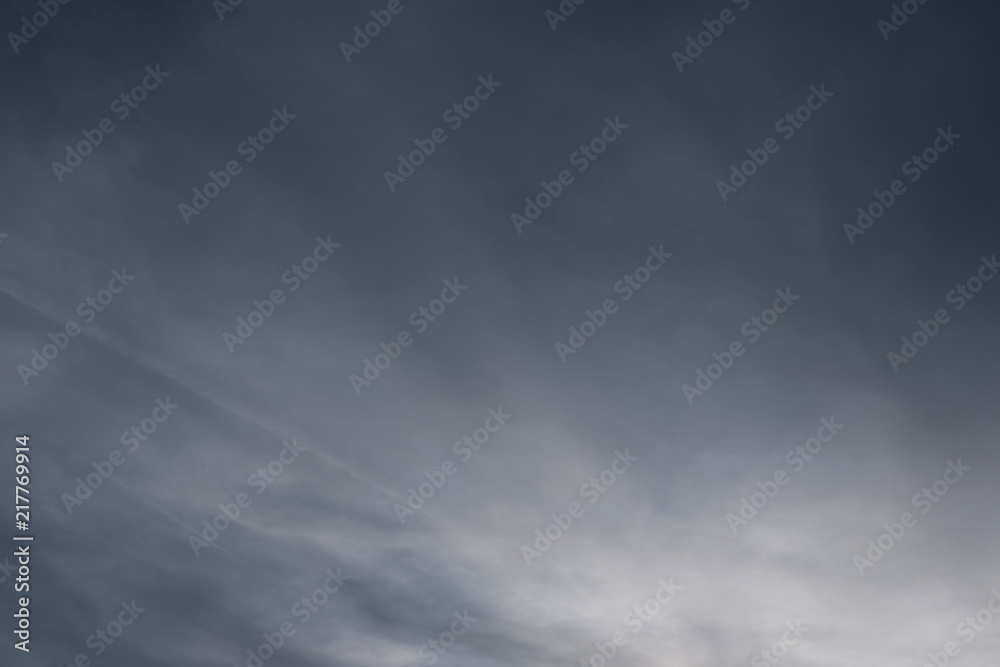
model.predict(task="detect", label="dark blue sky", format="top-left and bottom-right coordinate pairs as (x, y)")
top-left (2, 1), bottom-right (999, 666)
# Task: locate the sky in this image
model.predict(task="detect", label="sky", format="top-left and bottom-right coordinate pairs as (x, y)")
top-left (1, 1), bottom-right (999, 666)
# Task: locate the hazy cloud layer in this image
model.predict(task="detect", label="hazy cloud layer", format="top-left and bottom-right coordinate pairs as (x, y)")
top-left (1, 1), bottom-right (999, 667)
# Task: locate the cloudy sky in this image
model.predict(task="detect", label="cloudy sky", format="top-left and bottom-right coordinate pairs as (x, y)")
top-left (2, 1), bottom-right (999, 666)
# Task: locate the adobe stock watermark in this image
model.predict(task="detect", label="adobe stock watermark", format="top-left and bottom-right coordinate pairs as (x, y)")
top-left (15, 267), bottom-right (135, 386)
top-left (56, 599), bottom-right (145, 666)
top-left (350, 277), bottom-right (467, 395)
top-left (404, 610), bottom-right (477, 667)
top-left (726, 417), bottom-right (844, 534)
top-left (878, 0), bottom-right (932, 42)
top-left (750, 621), bottom-right (809, 667)
top-left (555, 246), bottom-right (673, 363)
top-left (383, 74), bottom-right (501, 192)
top-left (672, 0), bottom-right (752, 73)
top-left (214, 0), bottom-right (246, 21)
top-left (511, 116), bottom-right (628, 235)
top-left (844, 126), bottom-right (960, 244)
top-left (886, 254), bottom-right (997, 373)
top-left (61, 396), bottom-right (180, 515)
top-left (222, 236), bottom-right (340, 353)
top-left (0, 557), bottom-right (17, 586)
top-left (716, 84), bottom-right (834, 202)
top-left (393, 407), bottom-right (511, 523)
top-left (521, 450), bottom-right (638, 566)
top-left (52, 65), bottom-right (169, 182)
top-left (682, 287), bottom-right (799, 405)
top-left (8, 0), bottom-right (72, 54)
top-left (178, 106), bottom-right (297, 224)
top-left (233, 567), bottom-right (350, 667)
top-left (578, 578), bottom-right (682, 667)
top-left (853, 459), bottom-right (970, 575)
top-left (189, 438), bottom-right (308, 555)
top-left (920, 588), bottom-right (1000, 667)
top-left (340, 0), bottom-right (418, 63)
top-left (545, 0), bottom-right (589, 31)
